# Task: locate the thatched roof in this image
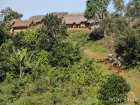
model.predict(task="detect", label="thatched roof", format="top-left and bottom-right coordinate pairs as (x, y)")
top-left (28, 15), bottom-right (45, 23)
top-left (12, 20), bottom-right (33, 28)
top-left (63, 13), bottom-right (87, 24)
top-left (52, 12), bottom-right (68, 18)
top-left (9, 19), bottom-right (22, 25)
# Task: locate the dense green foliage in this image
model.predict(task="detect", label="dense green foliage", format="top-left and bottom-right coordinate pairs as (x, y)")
top-left (36, 14), bottom-right (67, 50)
top-left (0, 5), bottom-right (136, 105)
top-left (13, 30), bottom-right (37, 50)
top-left (0, 8), bottom-right (108, 105)
top-left (115, 30), bottom-right (140, 67)
top-left (48, 41), bottom-right (82, 67)
top-left (101, 17), bottom-right (130, 37)
top-left (0, 22), bottom-right (10, 45)
top-left (0, 57), bottom-right (106, 105)
top-left (89, 28), bottom-right (104, 41)
top-left (98, 74), bottom-right (130, 105)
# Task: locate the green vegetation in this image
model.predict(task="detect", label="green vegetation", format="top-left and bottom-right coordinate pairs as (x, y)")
top-left (48, 41), bottom-right (82, 67)
top-left (98, 74), bottom-right (130, 105)
top-left (0, 12), bottom-right (107, 105)
top-left (115, 30), bottom-right (140, 67)
top-left (36, 14), bottom-right (67, 50)
top-left (0, 7), bottom-right (23, 22)
top-left (1, 0), bottom-right (140, 104)
top-left (85, 0), bottom-right (140, 68)
top-left (0, 21), bottom-right (10, 45)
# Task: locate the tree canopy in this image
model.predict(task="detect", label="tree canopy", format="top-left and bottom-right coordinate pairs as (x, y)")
top-left (0, 7), bottom-right (23, 22)
top-left (48, 41), bottom-right (82, 67)
top-left (85, 0), bottom-right (124, 20)
top-left (0, 21), bottom-right (10, 45)
top-left (36, 14), bottom-right (67, 50)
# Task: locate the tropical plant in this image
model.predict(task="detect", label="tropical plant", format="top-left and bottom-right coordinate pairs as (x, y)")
top-left (12, 46), bottom-right (28, 79)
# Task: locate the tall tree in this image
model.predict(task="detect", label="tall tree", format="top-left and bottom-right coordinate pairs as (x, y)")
top-left (85, 0), bottom-right (124, 20)
top-left (85, 0), bottom-right (125, 37)
top-left (36, 14), bottom-right (67, 50)
top-left (85, 0), bottom-right (110, 20)
top-left (0, 7), bottom-right (23, 22)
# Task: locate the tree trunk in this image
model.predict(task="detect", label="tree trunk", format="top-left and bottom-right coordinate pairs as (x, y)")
top-left (104, 30), bottom-right (107, 37)
top-left (19, 63), bottom-right (22, 79)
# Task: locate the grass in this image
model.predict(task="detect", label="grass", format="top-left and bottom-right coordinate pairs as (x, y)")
top-left (83, 41), bottom-right (107, 54)
top-left (68, 30), bottom-right (107, 53)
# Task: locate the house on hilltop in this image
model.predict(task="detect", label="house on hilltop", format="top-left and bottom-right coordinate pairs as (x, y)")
top-left (63, 13), bottom-right (90, 30)
top-left (11, 12), bottom-right (92, 34)
top-left (12, 20), bottom-right (34, 33)
top-left (28, 15), bottom-right (45, 26)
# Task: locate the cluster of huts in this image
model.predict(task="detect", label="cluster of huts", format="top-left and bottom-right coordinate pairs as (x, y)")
top-left (10, 12), bottom-right (94, 34)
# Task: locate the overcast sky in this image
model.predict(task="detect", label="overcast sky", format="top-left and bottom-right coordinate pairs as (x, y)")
top-left (0, 0), bottom-right (129, 19)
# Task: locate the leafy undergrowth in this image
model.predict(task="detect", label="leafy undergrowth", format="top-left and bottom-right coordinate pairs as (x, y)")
top-left (0, 58), bottom-right (106, 105)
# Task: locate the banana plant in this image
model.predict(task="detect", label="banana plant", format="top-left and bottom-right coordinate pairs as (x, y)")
top-left (12, 46), bottom-right (41, 79)
top-left (12, 46), bottom-right (27, 79)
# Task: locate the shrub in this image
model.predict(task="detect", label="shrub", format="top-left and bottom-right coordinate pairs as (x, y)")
top-left (13, 30), bottom-right (37, 50)
top-left (36, 14), bottom-right (67, 50)
top-left (98, 74), bottom-right (130, 105)
top-left (89, 28), bottom-right (104, 41)
top-left (48, 41), bottom-right (82, 67)
top-left (115, 29), bottom-right (140, 67)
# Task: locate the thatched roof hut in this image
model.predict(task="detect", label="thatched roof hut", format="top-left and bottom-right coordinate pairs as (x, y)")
top-left (9, 19), bottom-right (22, 25)
top-left (28, 15), bottom-right (45, 23)
top-left (63, 13), bottom-right (87, 24)
top-left (12, 20), bottom-right (34, 28)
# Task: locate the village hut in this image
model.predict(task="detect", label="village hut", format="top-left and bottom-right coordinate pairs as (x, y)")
top-left (12, 20), bottom-right (34, 33)
top-left (63, 13), bottom-right (90, 29)
top-left (28, 15), bottom-right (45, 26)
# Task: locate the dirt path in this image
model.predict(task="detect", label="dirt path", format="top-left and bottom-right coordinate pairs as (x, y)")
top-left (84, 48), bottom-right (139, 104)
top-left (84, 49), bottom-right (106, 60)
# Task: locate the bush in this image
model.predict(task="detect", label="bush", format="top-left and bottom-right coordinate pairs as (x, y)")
top-left (48, 41), bottom-right (82, 67)
top-left (115, 29), bottom-right (140, 67)
top-left (0, 22), bottom-right (10, 45)
top-left (98, 74), bottom-right (130, 105)
top-left (13, 30), bottom-right (37, 50)
top-left (89, 28), bottom-right (104, 41)
top-left (36, 14), bottom-right (67, 50)
top-left (9, 58), bottom-right (105, 105)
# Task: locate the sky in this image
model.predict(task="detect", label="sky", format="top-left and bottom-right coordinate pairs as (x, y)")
top-left (0, 0), bottom-right (129, 20)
